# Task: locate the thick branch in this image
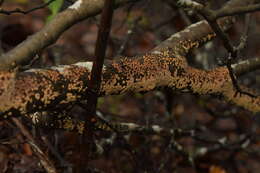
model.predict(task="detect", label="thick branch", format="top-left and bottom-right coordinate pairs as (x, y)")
top-left (216, 2), bottom-right (260, 18)
top-left (0, 48), bottom-right (259, 118)
top-left (152, 17), bottom-right (234, 56)
top-left (0, 0), bottom-right (139, 70)
top-left (0, 0), bottom-right (259, 120)
top-left (232, 57), bottom-right (260, 76)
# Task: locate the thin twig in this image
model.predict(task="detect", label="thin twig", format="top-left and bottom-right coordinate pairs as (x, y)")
top-left (11, 117), bottom-right (57, 173)
top-left (116, 16), bottom-right (141, 55)
top-left (0, 0), bottom-right (56, 15)
top-left (178, 0), bottom-right (256, 97)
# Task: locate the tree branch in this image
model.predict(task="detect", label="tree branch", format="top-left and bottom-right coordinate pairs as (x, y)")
top-left (232, 57), bottom-right (260, 76)
top-left (0, 0), bottom-right (139, 70)
top-left (216, 3), bottom-right (260, 18)
top-left (0, 0), bottom-right (259, 120)
top-left (0, 46), bottom-right (259, 118)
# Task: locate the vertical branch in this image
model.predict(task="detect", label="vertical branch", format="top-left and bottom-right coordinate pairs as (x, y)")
top-left (84, 0), bottom-right (115, 133)
top-left (84, 0), bottom-right (115, 141)
top-left (74, 1), bottom-right (114, 172)
top-left (86, 0), bottom-right (115, 118)
top-left (93, 1), bottom-right (115, 86)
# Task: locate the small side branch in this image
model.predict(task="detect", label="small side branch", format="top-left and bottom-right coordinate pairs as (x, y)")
top-left (11, 117), bottom-right (57, 173)
top-left (0, 0), bottom-right (55, 15)
top-left (177, 0), bottom-right (256, 97)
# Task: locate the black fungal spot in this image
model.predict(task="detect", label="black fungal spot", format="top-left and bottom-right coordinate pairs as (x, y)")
top-left (177, 67), bottom-right (185, 76)
top-left (168, 64), bottom-right (176, 74)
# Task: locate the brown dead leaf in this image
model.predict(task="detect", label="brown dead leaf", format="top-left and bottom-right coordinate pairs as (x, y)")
top-left (209, 165), bottom-right (226, 173)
